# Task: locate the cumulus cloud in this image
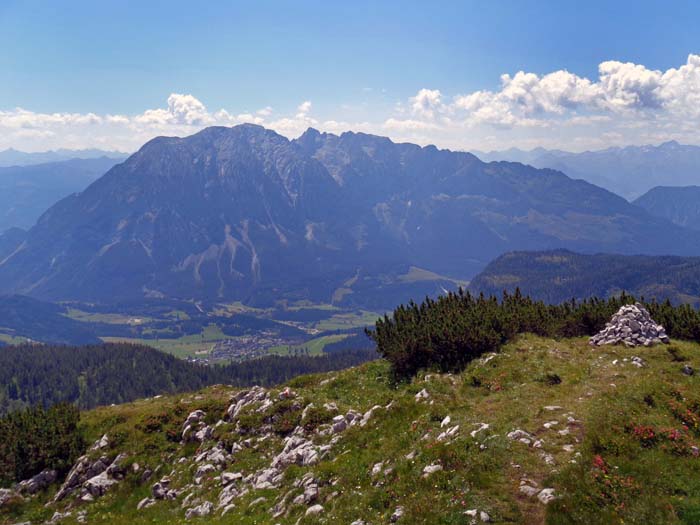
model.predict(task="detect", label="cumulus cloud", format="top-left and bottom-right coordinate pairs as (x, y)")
top-left (410, 88), bottom-right (443, 119)
top-left (1, 54), bottom-right (699, 152)
top-left (0, 95), bottom-right (320, 152)
top-left (448, 54), bottom-right (700, 128)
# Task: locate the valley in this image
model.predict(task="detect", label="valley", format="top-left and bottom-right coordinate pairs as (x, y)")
top-left (60, 299), bottom-right (381, 362)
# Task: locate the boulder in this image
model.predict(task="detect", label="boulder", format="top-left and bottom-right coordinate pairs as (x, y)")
top-left (185, 500), bottom-right (213, 519)
top-left (538, 488), bottom-right (557, 504)
top-left (306, 504), bottom-right (324, 516)
top-left (182, 410), bottom-right (211, 443)
top-left (17, 469), bottom-right (57, 495)
top-left (271, 435), bottom-right (319, 468)
top-left (422, 463), bottom-right (443, 477)
top-left (83, 471), bottom-right (118, 497)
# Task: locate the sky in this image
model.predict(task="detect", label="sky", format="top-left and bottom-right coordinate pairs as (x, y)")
top-left (1, 0), bottom-right (699, 153)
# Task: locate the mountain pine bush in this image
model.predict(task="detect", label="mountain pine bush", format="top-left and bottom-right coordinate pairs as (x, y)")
top-left (368, 289), bottom-right (700, 379)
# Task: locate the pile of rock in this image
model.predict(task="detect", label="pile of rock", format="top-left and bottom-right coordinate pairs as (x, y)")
top-left (589, 303), bottom-right (670, 347)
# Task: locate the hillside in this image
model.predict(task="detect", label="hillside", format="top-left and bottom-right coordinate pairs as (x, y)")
top-left (0, 157), bottom-right (123, 232)
top-left (634, 186), bottom-right (700, 230)
top-left (1, 334), bottom-right (699, 524)
top-left (469, 250), bottom-right (700, 306)
top-left (0, 342), bottom-right (375, 415)
top-left (0, 295), bottom-right (102, 346)
top-left (0, 125), bottom-right (698, 308)
top-left (474, 141), bottom-right (700, 200)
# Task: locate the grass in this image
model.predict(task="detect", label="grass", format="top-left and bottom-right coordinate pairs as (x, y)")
top-left (0, 332), bottom-right (33, 345)
top-left (267, 334), bottom-right (351, 356)
top-left (313, 310), bottom-right (382, 331)
top-left (398, 265), bottom-right (470, 287)
top-left (4, 335), bottom-right (700, 524)
top-left (102, 324), bottom-right (229, 359)
top-left (64, 308), bottom-right (153, 325)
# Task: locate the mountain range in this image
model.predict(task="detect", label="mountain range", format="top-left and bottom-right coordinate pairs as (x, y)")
top-left (0, 148), bottom-right (127, 167)
top-left (469, 249), bottom-right (700, 306)
top-left (633, 186), bottom-right (700, 230)
top-left (1, 124), bottom-right (700, 307)
top-left (0, 157), bottom-right (124, 232)
top-left (474, 141), bottom-right (700, 200)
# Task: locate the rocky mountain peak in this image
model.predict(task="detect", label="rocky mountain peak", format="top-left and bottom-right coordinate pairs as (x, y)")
top-left (1, 125), bottom-right (699, 304)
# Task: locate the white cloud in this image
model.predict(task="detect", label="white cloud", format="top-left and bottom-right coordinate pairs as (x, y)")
top-left (1, 54), bottom-right (700, 153)
top-left (297, 100), bottom-right (312, 114)
top-left (410, 88), bottom-right (443, 119)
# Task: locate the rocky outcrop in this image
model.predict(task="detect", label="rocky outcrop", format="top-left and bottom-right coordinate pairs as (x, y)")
top-left (0, 488), bottom-right (21, 508)
top-left (182, 409), bottom-right (211, 443)
top-left (53, 436), bottom-right (127, 503)
top-left (17, 469), bottom-right (57, 495)
top-left (185, 500), bottom-right (213, 519)
top-left (589, 303), bottom-right (670, 347)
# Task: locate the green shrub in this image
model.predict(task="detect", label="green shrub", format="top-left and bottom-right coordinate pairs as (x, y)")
top-left (301, 405), bottom-right (333, 433)
top-left (0, 403), bottom-right (84, 486)
top-left (368, 289), bottom-right (700, 380)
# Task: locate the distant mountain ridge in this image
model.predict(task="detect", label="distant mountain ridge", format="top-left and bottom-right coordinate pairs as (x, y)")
top-left (634, 186), bottom-right (700, 230)
top-left (0, 157), bottom-right (123, 232)
top-left (469, 250), bottom-right (700, 306)
top-left (1, 124), bottom-right (699, 306)
top-left (0, 148), bottom-right (127, 167)
top-left (473, 141), bottom-right (700, 200)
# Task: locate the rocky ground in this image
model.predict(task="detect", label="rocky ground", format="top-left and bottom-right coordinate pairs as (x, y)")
top-left (1, 334), bottom-right (699, 525)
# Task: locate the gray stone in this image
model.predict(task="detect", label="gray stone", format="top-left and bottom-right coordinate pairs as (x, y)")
top-left (0, 488), bottom-right (20, 508)
top-left (590, 304), bottom-right (670, 347)
top-left (185, 500), bottom-right (213, 519)
top-left (17, 469), bottom-right (57, 495)
top-left (83, 471), bottom-right (118, 497)
top-left (137, 497), bottom-right (156, 509)
top-left (391, 506), bottom-right (405, 522)
top-left (538, 488), bottom-right (557, 504)
top-left (305, 504), bottom-right (324, 516)
top-left (422, 463), bottom-right (443, 477)
top-left (519, 485), bottom-right (540, 497)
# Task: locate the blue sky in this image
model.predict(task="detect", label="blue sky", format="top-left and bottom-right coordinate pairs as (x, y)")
top-left (1, 0), bottom-right (699, 152)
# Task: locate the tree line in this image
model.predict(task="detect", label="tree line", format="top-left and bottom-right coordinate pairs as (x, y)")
top-left (0, 343), bottom-right (376, 415)
top-left (367, 289), bottom-right (700, 379)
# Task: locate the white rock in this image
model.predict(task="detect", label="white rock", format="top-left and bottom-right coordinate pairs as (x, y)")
top-left (305, 504), bottom-right (324, 516)
top-left (437, 425), bottom-right (459, 442)
top-left (185, 500), bottom-right (213, 519)
top-left (538, 488), bottom-right (557, 504)
top-left (422, 463), bottom-right (443, 477)
top-left (519, 485), bottom-right (540, 497)
top-left (415, 389), bottom-right (430, 401)
top-left (391, 506), bottom-right (405, 522)
top-left (470, 423), bottom-right (490, 438)
top-left (360, 405), bottom-right (382, 427)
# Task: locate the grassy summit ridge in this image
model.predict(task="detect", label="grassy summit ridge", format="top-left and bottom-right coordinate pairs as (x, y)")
top-left (3, 334), bottom-right (699, 524)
